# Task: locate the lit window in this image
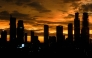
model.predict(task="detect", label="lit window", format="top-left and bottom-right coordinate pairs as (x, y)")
top-left (22, 44), bottom-right (25, 47)
top-left (17, 44), bottom-right (25, 48)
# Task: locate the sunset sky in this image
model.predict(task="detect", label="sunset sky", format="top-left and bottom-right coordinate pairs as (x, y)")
top-left (0, 0), bottom-right (92, 42)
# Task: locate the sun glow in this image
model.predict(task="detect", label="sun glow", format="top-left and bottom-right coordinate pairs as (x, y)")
top-left (0, 29), bottom-right (92, 43)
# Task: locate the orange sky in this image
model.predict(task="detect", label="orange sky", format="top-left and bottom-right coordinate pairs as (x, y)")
top-left (0, 0), bottom-right (92, 42)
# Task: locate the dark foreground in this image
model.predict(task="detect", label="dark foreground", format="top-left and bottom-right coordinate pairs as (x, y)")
top-left (0, 46), bottom-right (92, 57)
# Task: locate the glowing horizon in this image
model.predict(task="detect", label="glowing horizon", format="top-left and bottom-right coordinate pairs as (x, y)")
top-left (0, 29), bottom-right (92, 43)
top-left (0, 0), bottom-right (92, 43)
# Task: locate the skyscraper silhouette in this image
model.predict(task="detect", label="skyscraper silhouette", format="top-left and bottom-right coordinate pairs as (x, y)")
top-left (81, 12), bottom-right (89, 48)
top-left (9, 15), bottom-right (16, 42)
top-left (67, 23), bottom-right (73, 45)
top-left (1, 30), bottom-right (7, 42)
top-left (17, 20), bottom-right (24, 45)
top-left (56, 25), bottom-right (64, 45)
top-left (0, 30), bottom-right (7, 48)
top-left (74, 12), bottom-right (80, 46)
top-left (44, 25), bottom-right (49, 47)
top-left (31, 30), bottom-right (35, 43)
top-left (9, 15), bottom-right (16, 48)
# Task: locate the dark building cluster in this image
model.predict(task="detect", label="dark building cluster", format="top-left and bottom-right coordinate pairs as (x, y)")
top-left (0, 12), bottom-right (92, 57)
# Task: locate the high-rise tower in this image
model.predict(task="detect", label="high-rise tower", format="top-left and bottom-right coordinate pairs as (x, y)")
top-left (17, 20), bottom-right (24, 44)
top-left (67, 23), bottom-right (73, 44)
top-left (81, 12), bottom-right (89, 46)
top-left (9, 15), bottom-right (16, 42)
top-left (74, 12), bottom-right (80, 45)
top-left (44, 24), bottom-right (49, 48)
top-left (44, 25), bottom-right (49, 44)
top-left (56, 25), bottom-right (64, 45)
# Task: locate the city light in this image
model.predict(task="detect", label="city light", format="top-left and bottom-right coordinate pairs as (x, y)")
top-left (17, 44), bottom-right (25, 48)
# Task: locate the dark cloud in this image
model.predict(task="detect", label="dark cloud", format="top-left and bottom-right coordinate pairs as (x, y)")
top-left (3, 0), bottom-right (32, 6)
top-left (17, 0), bottom-right (31, 2)
top-left (71, 2), bottom-right (81, 10)
top-left (27, 2), bottom-right (51, 13)
top-left (0, 11), bottom-right (10, 20)
top-left (52, 0), bottom-right (80, 4)
top-left (3, 0), bottom-right (12, 2)
top-left (15, 0), bottom-right (31, 6)
top-left (63, 0), bottom-right (81, 10)
top-left (52, 0), bottom-right (81, 13)
top-left (11, 11), bottom-right (30, 19)
top-left (0, 11), bottom-right (30, 20)
top-left (3, 0), bottom-right (31, 2)
top-left (62, 0), bottom-right (80, 3)
top-left (15, 2), bottom-right (23, 6)
top-left (0, 6), bottom-right (2, 8)
top-left (79, 3), bottom-right (92, 13)
top-left (64, 14), bottom-right (75, 19)
top-left (23, 20), bottom-right (36, 25)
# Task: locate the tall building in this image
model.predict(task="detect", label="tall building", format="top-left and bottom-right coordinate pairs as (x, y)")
top-left (9, 15), bottom-right (16, 42)
top-left (17, 20), bottom-right (24, 44)
top-left (74, 12), bottom-right (80, 45)
top-left (67, 23), bottom-right (73, 44)
top-left (56, 25), bottom-right (64, 45)
top-left (81, 12), bottom-right (89, 46)
top-left (44, 25), bottom-right (49, 45)
top-left (1, 30), bottom-right (7, 42)
top-left (0, 30), bottom-right (7, 48)
top-left (30, 30), bottom-right (35, 43)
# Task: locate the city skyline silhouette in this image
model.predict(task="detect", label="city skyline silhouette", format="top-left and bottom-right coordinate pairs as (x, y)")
top-left (1, 12), bottom-right (92, 43)
top-left (0, 0), bottom-right (92, 57)
top-left (1, 0), bottom-right (92, 40)
top-left (0, 12), bottom-right (92, 57)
